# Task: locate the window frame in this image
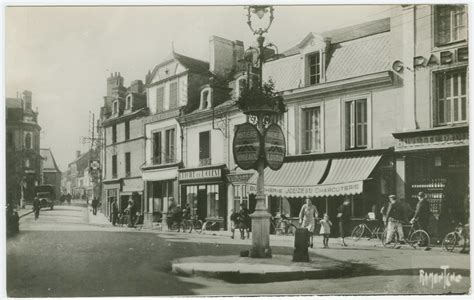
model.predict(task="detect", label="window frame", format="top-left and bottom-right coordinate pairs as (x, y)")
top-left (199, 130), bottom-right (211, 165)
top-left (434, 5), bottom-right (467, 47)
top-left (112, 100), bottom-right (119, 115)
top-left (111, 125), bottom-right (117, 144)
top-left (125, 121), bottom-right (130, 141)
top-left (306, 51), bottom-right (321, 86)
top-left (434, 67), bottom-right (468, 126)
top-left (151, 125), bottom-right (177, 165)
top-left (125, 152), bottom-right (131, 177)
top-left (125, 95), bottom-right (132, 110)
top-left (235, 76), bottom-right (247, 99)
top-left (169, 81), bottom-right (179, 110)
top-left (200, 87), bottom-right (212, 110)
top-left (112, 154), bottom-right (117, 179)
top-left (299, 103), bottom-right (324, 154)
top-left (342, 95), bottom-right (372, 151)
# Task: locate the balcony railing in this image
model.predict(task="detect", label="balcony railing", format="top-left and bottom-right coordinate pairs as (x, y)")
top-left (151, 151), bottom-right (177, 165)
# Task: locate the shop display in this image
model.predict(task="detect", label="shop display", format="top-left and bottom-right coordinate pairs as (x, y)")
top-left (410, 178), bottom-right (446, 217)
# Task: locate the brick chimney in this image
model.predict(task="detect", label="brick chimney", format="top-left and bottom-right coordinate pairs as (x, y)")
top-left (130, 80), bottom-right (144, 93)
top-left (22, 90), bottom-right (33, 111)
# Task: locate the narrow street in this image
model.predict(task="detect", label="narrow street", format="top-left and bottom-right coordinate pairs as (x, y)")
top-left (6, 205), bottom-right (470, 297)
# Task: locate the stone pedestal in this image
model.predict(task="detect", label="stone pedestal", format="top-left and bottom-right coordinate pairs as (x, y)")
top-left (250, 197), bottom-right (272, 258)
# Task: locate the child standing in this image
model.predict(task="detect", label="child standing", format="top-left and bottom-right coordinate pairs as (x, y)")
top-left (319, 214), bottom-right (333, 248)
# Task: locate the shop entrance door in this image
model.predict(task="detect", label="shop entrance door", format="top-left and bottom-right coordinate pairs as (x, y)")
top-left (197, 187), bottom-right (207, 221)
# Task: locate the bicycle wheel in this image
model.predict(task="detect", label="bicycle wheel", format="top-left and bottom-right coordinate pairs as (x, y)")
top-left (351, 225), bottom-right (365, 241)
top-left (169, 222), bottom-right (178, 231)
top-left (442, 232), bottom-right (457, 252)
top-left (382, 229), bottom-right (399, 248)
top-left (375, 227), bottom-right (384, 241)
top-left (194, 220), bottom-right (203, 234)
top-left (409, 230), bottom-right (430, 249)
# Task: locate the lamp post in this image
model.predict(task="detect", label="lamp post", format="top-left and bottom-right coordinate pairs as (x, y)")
top-left (239, 5), bottom-right (283, 258)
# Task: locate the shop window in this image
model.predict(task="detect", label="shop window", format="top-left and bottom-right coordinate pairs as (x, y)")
top-left (233, 185), bottom-right (248, 211)
top-left (186, 185), bottom-right (198, 216)
top-left (199, 131), bottom-right (211, 166)
top-left (169, 81), bottom-right (178, 109)
top-left (112, 155), bottom-right (117, 178)
top-left (125, 121), bottom-right (130, 140)
top-left (207, 184), bottom-right (220, 218)
top-left (153, 131), bottom-right (162, 164)
top-left (24, 132), bottom-right (32, 150)
top-left (156, 86), bottom-right (165, 112)
top-left (436, 69), bottom-right (468, 125)
top-left (302, 106), bottom-right (321, 153)
top-left (148, 180), bottom-right (174, 213)
top-left (112, 125), bottom-right (117, 144)
top-left (306, 52), bottom-right (321, 86)
top-left (435, 5), bottom-right (467, 46)
top-left (125, 152), bottom-right (131, 177)
top-left (345, 99), bottom-right (367, 149)
top-left (165, 128), bottom-right (176, 163)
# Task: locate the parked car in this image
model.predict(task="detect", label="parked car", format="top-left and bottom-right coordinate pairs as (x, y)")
top-left (34, 185), bottom-right (56, 210)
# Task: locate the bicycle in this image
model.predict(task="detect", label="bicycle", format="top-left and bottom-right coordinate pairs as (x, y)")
top-left (270, 214), bottom-right (296, 235)
top-left (202, 218), bottom-right (221, 233)
top-left (351, 219), bottom-right (384, 241)
top-left (182, 215), bottom-right (203, 234)
top-left (382, 220), bottom-right (430, 249)
top-left (442, 222), bottom-right (469, 253)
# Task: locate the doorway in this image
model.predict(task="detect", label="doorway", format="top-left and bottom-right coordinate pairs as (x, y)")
top-left (197, 187), bottom-right (207, 221)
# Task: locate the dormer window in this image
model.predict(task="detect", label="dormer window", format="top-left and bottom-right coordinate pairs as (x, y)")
top-left (235, 76), bottom-right (247, 98)
top-left (112, 100), bottom-right (119, 115)
top-left (125, 95), bottom-right (132, 110)
top-left (200, 88), bottom-right (211, 110)
top-left (306, 52), bottom-right (321, 86)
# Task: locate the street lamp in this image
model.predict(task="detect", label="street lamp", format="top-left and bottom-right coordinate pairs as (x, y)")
top-left (234, 5), bottom-right (286, 258)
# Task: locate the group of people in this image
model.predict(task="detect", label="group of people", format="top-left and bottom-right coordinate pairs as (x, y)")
top-left (298, 197), bottom-right (351, 248)
top-left (230, 204), bottom-right (251, 239)
top-left (59, 193), bottom-right (73, 205)
top-left (110, 198), bottom-right (142, 228)
top-left (167, 203), bottom-right (191, 231)
top-left (383, 192), bottom-right (431, 246)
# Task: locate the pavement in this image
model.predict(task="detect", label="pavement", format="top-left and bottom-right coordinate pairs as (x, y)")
top-left (6, 204), bottom-right (471, 297)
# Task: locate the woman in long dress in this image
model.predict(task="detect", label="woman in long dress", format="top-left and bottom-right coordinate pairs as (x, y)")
top-left (299, 198), bottom-right (319, 248)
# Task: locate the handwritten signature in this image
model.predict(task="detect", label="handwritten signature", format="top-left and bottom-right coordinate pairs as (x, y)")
top-left (419, 266), bottom-right (463, 289)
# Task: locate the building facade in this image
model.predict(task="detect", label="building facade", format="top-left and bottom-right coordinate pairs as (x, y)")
top-left (6, 90), bottom-right (42, 207)
top-left (40, 148), bottom-right (62, 199)
top-left (62, 150), bottom-right (97, 200)
top-left (100, 74), bottom-right (148, 218)
top-left (391, 4), bottom-right (469, 237)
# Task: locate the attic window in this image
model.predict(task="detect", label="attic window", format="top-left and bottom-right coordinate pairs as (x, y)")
top-left (200, 88), bottom-right (211, 110)
top-left (306, 52), bottom-right (321, 86)
top-left (125, 95), bottom-right (132, 110)
top-left (112, 100), bottom-right (119, 115)
top-left (235, 76), bottom-right (247, 98)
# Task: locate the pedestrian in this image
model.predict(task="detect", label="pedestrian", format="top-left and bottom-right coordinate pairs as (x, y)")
top-left (410, 191), bottom-right (431, 233)
top-left (385, 195), bottom-right (405, 246)
top-left (66, 193), bottom-right (72, 205)
top-left (319, 213), bottom-right (333, 248)
top-left (230, 209), bottom-right (239, 239)
top-left (182, 203), bottom-right (191, 221)
top-left (32, 196), bottom-right (41, 220)
top-left (238, 204), bottom-right (250, 239)
top-left (111, 199), bottom-right (119, 226)
top-left (125, 199), bottom-right (135, 228)
top-left (299, 198), bottom-right (318, 248)
top-left (337, 197), bottom-right (351, 247)
top-left (91, 197), bottom-right (99, 215)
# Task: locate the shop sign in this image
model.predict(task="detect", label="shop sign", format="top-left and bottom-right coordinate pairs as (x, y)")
top-left (263, 123), bottom-right (286, 171)
top-left (247, 181), bottom-right (363, 197)
top-left (179, 168), bottom-right (222, 181)
top-left (396, 132), bottom-right (469, 151)
top-left (232, 123), bottom-right (261, 170)
top-left (89, 160), bottom-right (100, 170)
top-left (226, 173), bottom-right (254, 183)
top-left (392, 47), bottom-right (468, 72)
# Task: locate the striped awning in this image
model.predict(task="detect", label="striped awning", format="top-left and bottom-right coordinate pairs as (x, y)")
top-left (247, 159), bottom-right (329, 198)
top-left (247, 155), bottom-right (382, 198)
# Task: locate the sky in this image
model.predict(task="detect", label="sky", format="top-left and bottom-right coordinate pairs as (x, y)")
top-left (5, 4), bottom-right (395, 171)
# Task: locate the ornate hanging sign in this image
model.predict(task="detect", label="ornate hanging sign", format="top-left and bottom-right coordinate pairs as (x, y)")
top-left (263, 123), bottom-right (286, 171)
top-left (232, 123), bottom-right (261, 170)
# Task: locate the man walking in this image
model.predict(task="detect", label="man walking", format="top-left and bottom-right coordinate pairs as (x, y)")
top-left (32, 197), bottom-right (41, 220)
top-left (111, 199), bottom-right (119, 226)
top-left (91, 197), bottom-right (99, 215)
top-left (411, 191), bottom-right (431, 232)
top-left (385, 195), bottom-right (405, 246)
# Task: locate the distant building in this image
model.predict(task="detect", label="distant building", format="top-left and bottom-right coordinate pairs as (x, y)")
top-left (5, 90), bottom-right (42, 207)
top-left (99, 73), bottom-right (148, 217)
top-left (62, 150), bottom-right (98, 200)
top-left (40, 148), bottom-right (62, 199)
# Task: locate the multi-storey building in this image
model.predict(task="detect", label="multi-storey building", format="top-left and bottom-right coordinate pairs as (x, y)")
top-left (62, 150), bottom-right (97, 200)
top-left (100, 74), bottom-right (148, 217)
top-left (5, 90), bottom-right (42, 207)
top-left (141, 51), bottom-right (210, 226)
top-left (40, 148), bottom-right (62, 199)
top-left (390, 4), bottom-right (468, 236)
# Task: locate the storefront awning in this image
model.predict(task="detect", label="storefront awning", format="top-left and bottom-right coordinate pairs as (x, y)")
top-left (316, 155), bottom-right (382, 197)
top-left (247, 155), bottom-right (382, 198)
top-left (247, 159), bottom-right (329, 198)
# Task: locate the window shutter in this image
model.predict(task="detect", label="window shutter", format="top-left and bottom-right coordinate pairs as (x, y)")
top-left (156, 87), bottom-right (165, 113)
top-left (169, 82), bottom-right (178, 109)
